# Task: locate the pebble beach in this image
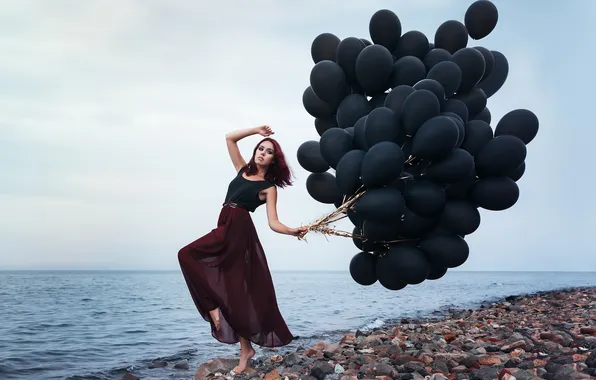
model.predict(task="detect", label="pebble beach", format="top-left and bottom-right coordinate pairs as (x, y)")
top-left (176, 287), bottom-right (596, 380)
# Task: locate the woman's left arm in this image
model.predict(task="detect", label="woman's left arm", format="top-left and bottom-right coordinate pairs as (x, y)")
top-left (264, 187), bottom-right (306, 236)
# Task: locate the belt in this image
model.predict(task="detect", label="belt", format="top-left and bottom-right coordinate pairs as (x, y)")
top-left (222, 202), bottom-right (244, 209)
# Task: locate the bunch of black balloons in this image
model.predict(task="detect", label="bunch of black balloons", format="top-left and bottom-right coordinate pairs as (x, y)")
top-left (297, 0), bottom-right (540, 291)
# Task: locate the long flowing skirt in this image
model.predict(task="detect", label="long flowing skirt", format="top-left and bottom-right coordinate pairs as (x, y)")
top-left (177, 204), bottom-right (294, 347)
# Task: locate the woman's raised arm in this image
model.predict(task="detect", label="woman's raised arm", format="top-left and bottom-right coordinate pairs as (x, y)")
top-left (225, 126), bottom-right (273, 172)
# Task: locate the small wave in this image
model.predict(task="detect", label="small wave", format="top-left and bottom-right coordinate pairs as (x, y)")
top-left (361, 318), bottom-right (385, 331)
top-left (81, 298), bottom-right (93, 302)
top-left (124, 330), bottom-right (148, 334)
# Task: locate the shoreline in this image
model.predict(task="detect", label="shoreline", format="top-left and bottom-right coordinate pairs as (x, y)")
top-left (188, 286), bottom-right (596, 380)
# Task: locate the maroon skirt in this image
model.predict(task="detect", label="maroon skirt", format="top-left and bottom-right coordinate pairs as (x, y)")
top-left (177, 204), bottom-right (294, 347)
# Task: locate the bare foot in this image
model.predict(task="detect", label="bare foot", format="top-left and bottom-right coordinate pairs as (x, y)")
top-left (208, 308), bottom-right (221, 330)
top-left (232, 347), bottom-right (255, 374)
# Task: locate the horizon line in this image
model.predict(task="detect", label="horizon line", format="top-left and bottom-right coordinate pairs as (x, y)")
top-left (1, 269), bottom-right (595, 273)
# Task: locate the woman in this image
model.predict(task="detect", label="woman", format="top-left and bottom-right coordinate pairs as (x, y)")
top-left (178, 125), bottom-right (307, 375)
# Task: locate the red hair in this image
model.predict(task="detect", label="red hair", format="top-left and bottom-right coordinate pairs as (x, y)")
top-left (244, 137), bottom-right (294, 188)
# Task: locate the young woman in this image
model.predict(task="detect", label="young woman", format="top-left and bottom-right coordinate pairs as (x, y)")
top-left (178, 125), bottom-right (307, 375)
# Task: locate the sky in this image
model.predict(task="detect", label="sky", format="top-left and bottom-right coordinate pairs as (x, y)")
top-left (0, 0), bottom-right (594, 272)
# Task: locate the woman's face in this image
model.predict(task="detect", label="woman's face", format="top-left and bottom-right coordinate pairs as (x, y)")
top-left (254, 140), bottom-right (275, 167)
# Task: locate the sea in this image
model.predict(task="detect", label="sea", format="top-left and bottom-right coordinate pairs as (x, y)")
top-left (1, 270), bottom-right (594, 380)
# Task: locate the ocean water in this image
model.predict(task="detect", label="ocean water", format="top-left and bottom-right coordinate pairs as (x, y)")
top-left (1, 270), bottom-right (594, 380)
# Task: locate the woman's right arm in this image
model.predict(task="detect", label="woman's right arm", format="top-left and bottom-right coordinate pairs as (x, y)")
top-left (225, 127), bottom-right (258, 172)
top-left (225, 126), bottom-right (273, 172)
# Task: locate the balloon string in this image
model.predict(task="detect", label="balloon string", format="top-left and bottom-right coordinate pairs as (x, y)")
top-left (299, 181), bottom-right (418, 245)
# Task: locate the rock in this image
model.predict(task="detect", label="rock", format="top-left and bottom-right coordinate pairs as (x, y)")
top-left (149, 360), bottom-right (168, 368)
top-left (174, 360), bottom-right (190, 370)
top-left (310, 361), bottom-right (334, 380)
top-left (123, 374), bottom-right (139, 380)
top-left (429, 374), bottom-right (449, 380)
top-left (265, 368), bottom-right (280, 380)
top-left (580, 328), bottom-right (596, 336)
top-left (478, 356), bottom-right (502, 366)
top-left (431, 360), bottom-right (449, 374)
top-left (470, 366), bottom-right (500, 380)
top-left (284, 353), bottom-right (302, 367)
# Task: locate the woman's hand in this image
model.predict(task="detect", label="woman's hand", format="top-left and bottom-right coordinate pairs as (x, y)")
top-left (255, 125), bottom-right (274, 137)
top-left (289, 226), bottom-right (308, 238)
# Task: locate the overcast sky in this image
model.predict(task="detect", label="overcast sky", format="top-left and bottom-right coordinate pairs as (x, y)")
top-left (0, 1), bottom-right (593, 271)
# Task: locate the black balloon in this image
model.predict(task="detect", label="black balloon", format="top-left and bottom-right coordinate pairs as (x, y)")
top-left (349, 251), bottom-right (378, 286)
top-left (369, 9), bottom-right (402, 52)
top-left (494, 109), bottom-right (539, 145)
top-left (361, 141), bottom-right (405, 188)
top-left (464, 1), bottom-right (499, 40)
top-left (398, 207), bottom-right (438, 238)
top-left (444, 169), bottom-right (477, 200)
top-left (419, 234), bottom-right (469, 268)
top-left (442, 112), bottom-right (465, 147)
top-left (404, 180), bottom-right (446, 217)
top-left (355, 187), bottom-right (405, 223)
top-left (320, 128), bottom-right (354, 168)
top-left (434, 20), bottom-right (468, 54)
top-left (355, 45), bottom-right (394, 94)
top-left (461, 120), bottom-right (493, 157)
top-left (477, 50), bottom-right (508, 97)
top-left (390, 56), bottom-right (427, 87)
top-left (412, 116), bottom-right (459, 159)
top-left (303, 86), bottom-right (335, 119)
top-left (442, 99), bottom-right (469, 122)
top-left (508, 162), bottom-right (525, 182)
top-left (352, 227), bottom-right (379, 252)
top-left (453, 87), bottom-right (487, 119)
top-left (314, 117), bottom-right (336, 136)
top-left (310, 60), bottom-right (350, 107)
top-left (353, 116), bottom-right (369, 150)
top-left (369, 93), bottom-right (388, 108)
top-left (474, 107), bottom-right (491, 123)
top-left (376, 253), bottom-right (408, 290)
top-left (297, 141), bottom-right (330, 173)
top-left (380, 245), bottom-right (430, 285)
top-left (439, 200), bottom-right (481, 235)
top-left (311, 33), bottom-right (341, 63)
top-left (336, 37), bottom-right (367, 85)
top-left (364, 106), bottom-right (399, 147)
top-left (475, 135), bottom-right (527, 177)
top-left (336, 94), bottom-right (372, 129)
top-left (427, 265), bottom-right (448, 280)
top-left (336, 150), bottom-right (366, 195)
top-left (473, 47), bottom-right (494, 80)
top-left (427, 61), bottom-right (462, 97)
top-left (362, 219), bottom-right (400, 242)
top-left (306, 172), bottom-right (343, 204)
top-left (401, 89), bottom-right (441, 136)
top-left (424, 148), bottom-right (475, 183)
top-left (471, 176), bottom-right (519, 210)
top-left (384, 85), bottom-right (415, 115)
top-left (413, 79), bottom-right (446, 107)
top-left (451, 47), bottom-right (486, 93)
top-left (394, 30), bottom-right (429, 60)
top-left (423, 48), bottom-right (452, 71)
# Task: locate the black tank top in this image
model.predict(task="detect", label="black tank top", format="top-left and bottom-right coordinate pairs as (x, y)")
top-left (224, 167), bottom-right (275, 212)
